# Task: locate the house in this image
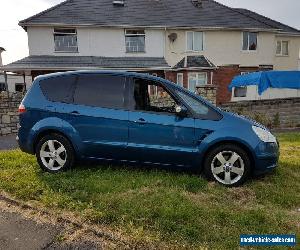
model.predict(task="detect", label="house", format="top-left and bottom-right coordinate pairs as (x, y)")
top-left (1, 0), bottom-right (300, 103)
top-left (0, 47), bottom-right (31, 92)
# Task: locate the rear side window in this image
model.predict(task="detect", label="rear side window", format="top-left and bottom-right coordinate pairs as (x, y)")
top-left (40, 75), bottom-right (76, 103)
top-left (73, 74), bottom-right (125, 109)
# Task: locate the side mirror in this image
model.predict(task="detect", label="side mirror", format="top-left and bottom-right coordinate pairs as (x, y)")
top-left (175, 105), bottom-right (188, 117)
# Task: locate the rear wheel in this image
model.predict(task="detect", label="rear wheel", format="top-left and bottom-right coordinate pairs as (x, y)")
top-left (204, 144), bottom-right (251, 187)
top-left (36, 134), bottom-right (75, 173)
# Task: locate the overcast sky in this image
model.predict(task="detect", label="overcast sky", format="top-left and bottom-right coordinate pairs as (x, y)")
top-left (0, 0), bottom-right (299, 65)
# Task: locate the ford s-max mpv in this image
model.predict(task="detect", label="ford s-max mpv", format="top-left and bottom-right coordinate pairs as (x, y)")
top-left (17, 71), bottom-right (279, 186)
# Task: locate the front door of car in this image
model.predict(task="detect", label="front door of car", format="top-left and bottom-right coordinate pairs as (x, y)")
top-left (127, 77), bottom-right (197, 167)
top-left (64, 73), bottom-right (129, 161)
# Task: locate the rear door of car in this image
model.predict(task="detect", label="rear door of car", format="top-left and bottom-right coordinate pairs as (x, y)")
top-left (64, 73), bottom-right (130, 161)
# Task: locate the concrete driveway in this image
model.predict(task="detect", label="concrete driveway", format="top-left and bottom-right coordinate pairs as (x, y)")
top-left (0, 134), bottom-right (18, 150)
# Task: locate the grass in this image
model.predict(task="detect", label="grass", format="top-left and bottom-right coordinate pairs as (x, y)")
top-left (0, 132), bottom-right (299, 249)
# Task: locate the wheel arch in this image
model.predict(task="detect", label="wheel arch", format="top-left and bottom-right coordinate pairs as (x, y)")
top-left (201, 140), bottom-right (255, 172)
top-left (33, 129), bottom-right (76, 155)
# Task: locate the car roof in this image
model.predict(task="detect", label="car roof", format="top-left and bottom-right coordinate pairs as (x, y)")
top-left (36, 70), bottom-right (174, 86)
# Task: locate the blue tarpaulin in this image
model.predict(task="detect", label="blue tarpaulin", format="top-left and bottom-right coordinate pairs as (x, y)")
top-left (228, 71), bottom-right (300, 95)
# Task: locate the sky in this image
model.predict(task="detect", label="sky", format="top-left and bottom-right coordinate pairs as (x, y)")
top-left (0, 0), bottom-right (299, 65)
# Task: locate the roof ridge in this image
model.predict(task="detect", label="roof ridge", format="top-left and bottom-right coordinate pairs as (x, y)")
top-left (211, 0), bottom-right (276, 30)
top-left (19, 0), bottom-right (73, 26)
top-left (234, 8), bottom-right (300, 33)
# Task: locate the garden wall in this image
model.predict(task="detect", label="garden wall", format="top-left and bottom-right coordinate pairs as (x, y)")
top-left (0, 91), bottom-right (23, 136)
top-left (221, 98), bottom-right (300, 128)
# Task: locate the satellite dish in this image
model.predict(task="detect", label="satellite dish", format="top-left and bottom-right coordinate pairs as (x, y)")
top-left (168, 33), bottom-right (178, 42)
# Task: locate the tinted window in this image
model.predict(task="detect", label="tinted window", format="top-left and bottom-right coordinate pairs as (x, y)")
top-left (74, 74), bottom-right (125, 109)
top-left (175, 89), bottom-right (221, 120)
top-left (40, 75), bottom-right (76, 103)
top-left (132, 78), bottom-right (178, 114)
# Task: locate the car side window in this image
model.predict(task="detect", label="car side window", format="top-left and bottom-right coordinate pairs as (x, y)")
top-left (40, 75), bottom-right (76, 103)
top-left (175, 89), bottom-right (222, 120)
top-left (73, 74), bottom-right (126, 109)
top-left (132, 78), bottom-right (178, 114)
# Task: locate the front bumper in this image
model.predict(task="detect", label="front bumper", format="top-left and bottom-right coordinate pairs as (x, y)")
top-left (253, 141), bottom-right (279, 175)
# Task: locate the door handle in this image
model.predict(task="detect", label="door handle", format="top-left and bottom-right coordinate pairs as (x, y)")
top-left (134, 118), bottom-right (147, 124)
top-left (70, 111), bottom-right (80, 115)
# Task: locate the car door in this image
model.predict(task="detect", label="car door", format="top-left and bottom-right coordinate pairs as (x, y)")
top-left (127, 77), bottom-right (197, 167)
top-left (64, 73), bottom-right (129, 161)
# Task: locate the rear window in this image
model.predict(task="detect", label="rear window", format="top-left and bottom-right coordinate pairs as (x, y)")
top-left (40, 75), bottom-right (76, 103)
top-left (73, 74), bottom-right (125, 109)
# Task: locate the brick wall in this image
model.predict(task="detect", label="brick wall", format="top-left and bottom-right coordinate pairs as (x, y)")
top-left (213, 65), bottom-right (240, 105)
top-left (0, 92), bottom-right (23, 136)
top-left (221, 98), bottom-right (300, 128)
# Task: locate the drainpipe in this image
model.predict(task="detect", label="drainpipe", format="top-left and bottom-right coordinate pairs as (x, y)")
top-left (4, 71), bottom-right (8, 91)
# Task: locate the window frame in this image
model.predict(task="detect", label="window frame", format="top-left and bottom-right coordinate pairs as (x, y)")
top-left (188, 72), bottom-right (208, 92)
top-left (54, 28), bottom-right (79, 53)
top-left (186, 31), bottom-right (204, 52)
top-left (177, 73), bottom-right (184, 87)
top-left (276, 40), bottom-right (289, 56)
top-left (242, 31), bottom-right (258, 51)
top-left (125, 29), bottom-right (146, 53)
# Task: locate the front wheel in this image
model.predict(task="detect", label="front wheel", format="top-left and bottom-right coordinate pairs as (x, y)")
top-left (36, 133), bottom-right (75, 173)
top-left (204, 144), bottom-right (251, 187)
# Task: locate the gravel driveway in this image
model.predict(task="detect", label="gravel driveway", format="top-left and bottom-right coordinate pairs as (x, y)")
top-left (0, 134), bottom-right (18, 151)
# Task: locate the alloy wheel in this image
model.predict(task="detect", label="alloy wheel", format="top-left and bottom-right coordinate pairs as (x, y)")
top-left (40, 140), bottom-right (67, 171)
top-left (211, 151), bottom-right (245, 185)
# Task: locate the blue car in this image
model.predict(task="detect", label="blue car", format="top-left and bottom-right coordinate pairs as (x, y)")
top-left (17, 71), bottom-right (279, 186)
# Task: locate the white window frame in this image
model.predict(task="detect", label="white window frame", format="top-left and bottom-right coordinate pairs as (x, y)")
top-left (233, 86), bottom-right (247, 98)
top-left (276, 40), bottom-right (289, 56)
top-left (188, 72), bottom-right (207, 92)
top-left (54, 28), bottom-right (78, 53)
top-left (242, 31), bottom-right (258, 51)
top-left (125, 29), bottom-right (146, 53)
top-left (241, 72), bottom-right (251, 75)
top-left (186, 31), bottom-right (204, 52)
top-left (177, 73), bottom-right (183, 87)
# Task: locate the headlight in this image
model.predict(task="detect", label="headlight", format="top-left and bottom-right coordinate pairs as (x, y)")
top-left (252, 126), bottom-right (277, 143)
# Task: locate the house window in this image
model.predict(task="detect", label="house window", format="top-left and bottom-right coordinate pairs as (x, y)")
top-left (177, 73), bottom-right (183, 87)
top-left (125, 30), bottom-right (145, 53)
top-left (188, 72), bottom-right (207, 92)
top-left (276, 41), bottom-right (289, 56)
top-left (0, 83), bottom-right (6, 92)
top-left (15, 83), bottom-right (25, 92)
top-left (187, 31), bottom-right (203, 51)
top-left (242, 32), bottom-right (257, 51)
top-left (54, 28), bottom-right (78, 52)
top-left (234, 87), bottom-right (247, 97)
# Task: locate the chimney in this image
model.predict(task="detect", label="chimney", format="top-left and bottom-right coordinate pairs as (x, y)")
top-left (192, 0), bottom-right (203, 8)
top-left (0, 47), bottom-right (5, 67)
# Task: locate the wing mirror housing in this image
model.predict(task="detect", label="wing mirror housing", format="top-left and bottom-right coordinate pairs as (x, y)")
top-left (175, 105), bottom-right (188, 117)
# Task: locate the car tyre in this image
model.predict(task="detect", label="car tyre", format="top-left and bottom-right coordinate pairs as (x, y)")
top-left (204, 144), bottom-right (251, 187)
top-left (36, 133), bottom-right (75, 173)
